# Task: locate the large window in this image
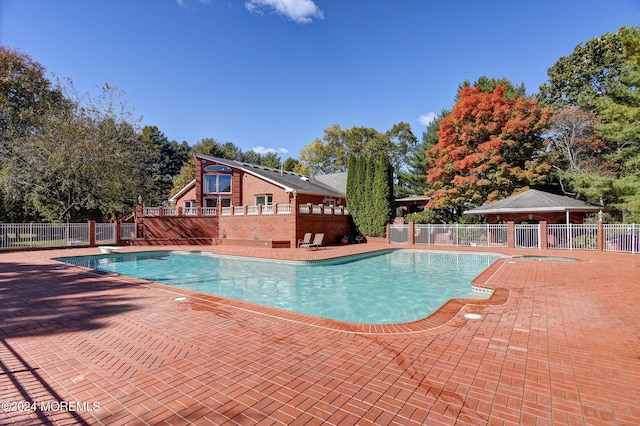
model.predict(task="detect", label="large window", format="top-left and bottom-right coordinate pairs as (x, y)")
top-left (204, 174), bottom-right (232, 194)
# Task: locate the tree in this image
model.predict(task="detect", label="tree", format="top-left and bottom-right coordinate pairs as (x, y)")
top-left (170, 138), bottom-right (234, 197)
top-left (395, 110), bottom-right (449, 197)
top-left (371, 153), bottom-right (394, 235)
top-left (544, 107), bottom-right (617, 202)
top-left (546, 108), bottom-right (611, 175)
top-left (425, 86), bottom-right (551, 221)
top-left (299, 123), bottom-right (417, 175)
top-left (282, 157), bottom-right (301, 172)
top-left (1, 82), bottom-right (146, 221)
top-left (538, 28), bottom-right (628, 112)
top-left (457, 75), bottom-right (527, 101)
top-left (593, 26), bottom-right (640, 220)
top-left (140, 125), bottom-right (189, 206)
top-left (346, 154), bottom-right (394, 237)
top-left (346, 154), bottom-right (364, 235)
top-left (0, 47), bottom-right (70, 221)
top-left (258, 152), bottom-right (281, 169)
top-left (0, 47), bottom-right (68, 143)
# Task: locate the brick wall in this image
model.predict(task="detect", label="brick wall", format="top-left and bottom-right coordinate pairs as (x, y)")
top-left (137, 216), bottom-right (219, 245)
top-left (136, 209), bottom-right (350, 248)
top-left (295, 212), bottom-right (350, 246)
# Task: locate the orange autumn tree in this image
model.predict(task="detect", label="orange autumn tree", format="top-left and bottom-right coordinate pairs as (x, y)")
top-left (425, 86), bottom-right (551, 221)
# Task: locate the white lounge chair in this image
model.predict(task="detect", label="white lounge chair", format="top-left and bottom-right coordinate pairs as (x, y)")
top-left (297, 233), bottom-right (312, 248)
top-left (301, 233), bottom-right (324, 250)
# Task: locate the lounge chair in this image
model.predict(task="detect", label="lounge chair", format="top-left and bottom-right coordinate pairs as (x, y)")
top-left (302, 233), bottom-right (324, 250)
top-left (297, 233), bottom-right (312, 248)
top-left (99, 246), bottom-right (122, 254)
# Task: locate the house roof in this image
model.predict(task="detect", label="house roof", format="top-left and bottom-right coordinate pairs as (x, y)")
top-left (464, 189), bottom-right (605, 215)
top-left (169, 179), bottom-right (195, 202)
top-left (313, 172), bottom-right (348, 195)
top-left (196, 154), bottom-right (345, 197)
top-left (394, 195), bottom-right (430, 207)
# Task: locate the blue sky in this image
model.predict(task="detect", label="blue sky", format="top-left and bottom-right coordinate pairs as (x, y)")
top-left (1, 0), bottom-right (639, 159)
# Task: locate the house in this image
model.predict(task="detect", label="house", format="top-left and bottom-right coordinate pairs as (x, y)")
top-left (135, 155), bottom-right (351, 248)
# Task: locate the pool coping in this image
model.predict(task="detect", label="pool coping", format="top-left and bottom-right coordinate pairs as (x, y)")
top-left (54, 248), bottom-right (512, 335)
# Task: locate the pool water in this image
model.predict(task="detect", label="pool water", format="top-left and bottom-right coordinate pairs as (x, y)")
top-left (56, 250), bottom-right (500, 324)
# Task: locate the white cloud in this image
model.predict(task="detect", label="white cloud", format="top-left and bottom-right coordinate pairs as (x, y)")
top-left (245, 0), bottom-right (324, 24)
top-left (418, 112), bottom-right (437, 126)
top-left (252, 146), bottom-right (289, 155)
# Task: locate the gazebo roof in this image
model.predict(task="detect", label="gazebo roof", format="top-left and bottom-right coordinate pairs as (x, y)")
top-left (464, 189), bottom-right (605, 215)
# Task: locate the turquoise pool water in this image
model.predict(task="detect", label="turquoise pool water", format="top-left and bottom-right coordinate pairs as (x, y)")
top-left (56, 250), bottom-right (500, 324)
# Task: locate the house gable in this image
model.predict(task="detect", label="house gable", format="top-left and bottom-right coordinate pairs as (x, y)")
top-left (194, 154), bottom-right (345, 208)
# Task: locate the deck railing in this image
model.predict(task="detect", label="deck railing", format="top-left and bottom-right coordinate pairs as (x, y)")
top-left (142, 203), bottom-right (348, 217)
top-left (297, 205), bottom-right (348, 215)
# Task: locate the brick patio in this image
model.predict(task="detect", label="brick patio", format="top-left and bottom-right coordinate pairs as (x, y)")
top-left (0, 244), bottom-right (638, 425)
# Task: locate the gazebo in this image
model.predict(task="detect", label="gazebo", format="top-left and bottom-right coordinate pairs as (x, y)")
top-left (463, 189), bottom-right (605, 224)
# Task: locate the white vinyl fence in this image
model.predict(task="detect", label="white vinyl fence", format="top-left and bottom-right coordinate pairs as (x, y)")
top-left (547, 224), bottom-right (598, 251)
top-left (515, 224), bottom-right (540, 249)
top-left (121, 223), bottom-right (137, 240)
top-left (389, 223), bottom-right (639, 254)
top-left (603, 224), bottom-right (639, 254)
top-left (389, 224), bottom-right (509, 247)
top-left (0, 222), bottom-right (120, 250)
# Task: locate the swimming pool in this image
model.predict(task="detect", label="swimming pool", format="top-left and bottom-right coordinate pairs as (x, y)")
top-left (56, 250), bottom-right (501, 324)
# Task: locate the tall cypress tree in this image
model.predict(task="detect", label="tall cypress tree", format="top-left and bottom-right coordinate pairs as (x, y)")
top-left (346, 154), bottom-right (360, 234)
top-left (346, 153), bottom-right (395, 237)
top-left (370, 154), bottom-right (394, 236)
top-left (362, 155), bottom-right (376, 235)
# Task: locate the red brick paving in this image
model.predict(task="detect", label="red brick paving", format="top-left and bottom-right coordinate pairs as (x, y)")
top-left (0, 243), bottom-right (639, 425)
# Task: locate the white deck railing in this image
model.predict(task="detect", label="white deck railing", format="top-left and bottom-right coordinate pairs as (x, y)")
top-left (142, 203), bottom-right (347, 217)
top-left (277, 204), bottom-right (291, 214)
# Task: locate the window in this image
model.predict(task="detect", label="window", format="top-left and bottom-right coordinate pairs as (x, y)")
top-left (184, 200), bottom-right (195, 208)
top-left (204, 165), bottom-right (232, 172)
top-left (204, 198), bottom-right (231, 207)
top-left (255, 195), bottom-right (273, 205)
top-left (204, 174), bottom-right (232, 194)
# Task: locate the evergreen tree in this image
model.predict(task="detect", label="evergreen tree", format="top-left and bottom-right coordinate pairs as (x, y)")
top-left (346, 154), bottom-right (395, 237)
top-left (594, 26), bottom-right (640, 220)
top-left (370, 154), bottom-right (394, 236)
top-left (395, 110), bottom-right (448, 197)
